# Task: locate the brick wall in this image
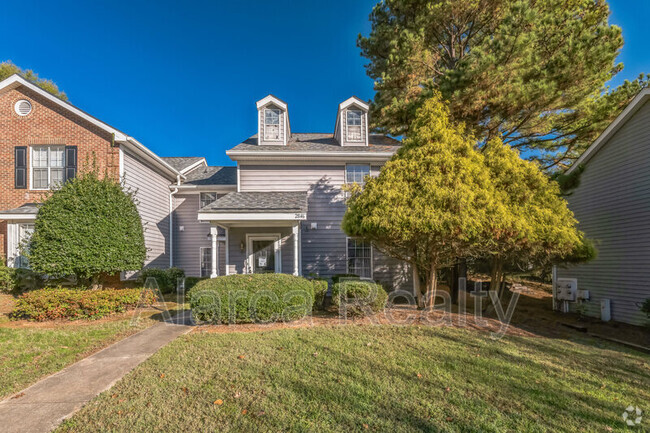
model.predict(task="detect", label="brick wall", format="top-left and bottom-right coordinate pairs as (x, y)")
top-left (0, 85), bottom-right (120, 259)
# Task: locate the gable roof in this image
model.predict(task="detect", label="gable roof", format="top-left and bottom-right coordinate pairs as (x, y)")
top-left (161, 157), bottom-right (205, 173)
top-left (201, 191), bottom-right (308, 213)
top-left (182, 166), bottom-right (237, 186)
top-left (567, 88), bottom-right (650, 174)
top-left (0, 74), bottom-right (182, 180)
top-left (338, 96), bottom-right (369, 111)
top-left (256, 94), bottom-right (288, 110)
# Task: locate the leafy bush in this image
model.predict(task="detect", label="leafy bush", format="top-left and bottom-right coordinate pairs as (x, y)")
top-left (312, 278), bottom-right (328, 310)
top-left (0, 259), bottom-right (14, 293)
top-left (332, 280), bottom-right (388, 316)
top-left (10, 287), bottom-right (156, 321)
top-left (332, 274), bottom-right (360, 285)
top-left (189, 273), bottom-right (314, 324)
top-left (138, 267), bottom-right (185, 294)
top-left (28, 171), bottom-right (146, 286)
top-left (641, 298), bottom-right (650, 319)
top-left (183, 277), bottom-right (206, 290)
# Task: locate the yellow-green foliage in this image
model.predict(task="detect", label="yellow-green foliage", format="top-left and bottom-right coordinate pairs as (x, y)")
top-left (0, 61), bottom-right (67, 100)
top-left (343, 94), bottom-right (503, 291)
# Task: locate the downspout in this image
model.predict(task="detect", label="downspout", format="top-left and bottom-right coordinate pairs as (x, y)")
top-left (169, 174), bottom-right (181, 268)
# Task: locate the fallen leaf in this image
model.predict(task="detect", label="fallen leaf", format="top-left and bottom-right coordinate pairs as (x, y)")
top-left (11, 392), bottom-right (25, 399)
top-left (366, 343), bottom-right (372, 347)
top-left (257, 410), bottom-right (266, 416)
top-left (313, 352), bottom-right (318, 357)
top-left (416, 373), bottom-right (422, 378)
top-left (214, 399), bottom-right (223, 405)
top-left (118, 410), bottom-right (123, 415)
top-left (363, 423), bottom-right (369, 429)
top-left (238, 355), bottom-right (245, 360)
top-left (234, 392), bottom-right (241, 398)
top-left (445, 387), bottom-right (451, 392)
top-left (111, 394), bottom-right (118, 399)
top-left (159, 374), bottom-right (165, 378)
top-left (118, 399), bottom-right (126, 403)
top-left (241, 409), bottom-right (248, 415)
top-left (182, 387), bottom-right (189, 394)
top-left (446, 417), bottom-right (453, 422)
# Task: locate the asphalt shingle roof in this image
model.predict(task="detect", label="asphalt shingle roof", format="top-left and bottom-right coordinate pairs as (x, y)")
top-left (228, 133), bottom-right (401, 153)
top-left (0, 203), bottom-right (40, 215)
top-left (201, 191), bottom-right (308, 213)
top-left (161, 156), bottom-right (203, 172)
top-left (183, 166), bottom-right (237, 186)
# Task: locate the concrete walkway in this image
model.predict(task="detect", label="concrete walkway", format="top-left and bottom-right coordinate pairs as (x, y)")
top-left (0, 312), bottom-right (193, 433)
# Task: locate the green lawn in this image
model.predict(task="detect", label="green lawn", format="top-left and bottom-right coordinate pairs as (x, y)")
top-left (0, 293), bottom-right (186, 399)
top-left (58, 325), bottom-right (649, 432)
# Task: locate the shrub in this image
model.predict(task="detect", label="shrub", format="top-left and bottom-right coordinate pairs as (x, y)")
top-left (183, 277), bottom-right (206, 290)
top-left (138, 267), bottom-right (185, 294)
top-left (0, 259), bottom-right (14, 293)
top-left (9, 268), bottom-right (44, 293)
top-left (28, 171), bottom-right (146, 286)
top-left (311, 278), bottom-right (329, 310)
top-left (189, 273), bottom-right (314, 324)
top-left (10, 287), bottom-right (157, 321)
top-left (332, 274), bottom-right (360, 285)
top-left (332, 280), bottom-right (388, 316)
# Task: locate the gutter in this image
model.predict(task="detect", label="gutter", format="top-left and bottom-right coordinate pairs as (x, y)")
top-left (169, 175), bottom-right (181, 268)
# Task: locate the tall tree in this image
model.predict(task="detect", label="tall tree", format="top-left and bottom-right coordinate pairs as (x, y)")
top-left (358, 0), bottom-right (648, 169)
top-left (28, 171), bottom-right (145, 287)
top-left (342, 95), bottom-right (504, 307)
top-left (0, 61), bottom-right (67, 100)
top-left (481, 139), bottom-right (588, 294)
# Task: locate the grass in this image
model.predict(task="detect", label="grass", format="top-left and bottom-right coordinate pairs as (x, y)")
top-left (0, 292), bottom-right (186, 399)
top-left (57, 325), bottom-right (650, 432)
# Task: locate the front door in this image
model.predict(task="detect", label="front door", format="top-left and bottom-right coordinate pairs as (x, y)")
top-left (247, 235), bottom-right (280, 273)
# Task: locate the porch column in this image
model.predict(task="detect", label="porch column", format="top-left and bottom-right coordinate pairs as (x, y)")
top-left (224, 226), bottom-right (230, 275)
top-left (293, 223), bottom-right (299, 276)
top-left (210, 225), bottom-right (218, 278)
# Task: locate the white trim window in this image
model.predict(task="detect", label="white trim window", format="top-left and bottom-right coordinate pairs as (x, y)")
top-left (200, 192), bottom-right (218, 209)
top-left (347, 238), bottom-right (372, 279)
top-left (200, 247), bottom-right (212, 277)
top-left (16, 223), bottom-right (35, 268)
top-left (31, 145), bottom-right (64, 190)
top-left (346, 164), bottom-right (371, 186)
top-left (346, 109), bottom-right (363, 142)
top-left (264, 108), bottom-right (281, 141)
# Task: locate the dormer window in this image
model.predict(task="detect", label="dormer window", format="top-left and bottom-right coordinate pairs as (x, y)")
top-left (346, 110), bottom-right (363, 142)
top-left (264, 108), bottom-right (281, 141)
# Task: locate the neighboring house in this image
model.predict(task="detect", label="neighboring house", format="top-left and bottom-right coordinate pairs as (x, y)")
top-left (0, 74), bottom-right (180, 271)
top-left (0, 75), bottom-right (411, 292)
top-left (556, 88), bottom-right (650, 326)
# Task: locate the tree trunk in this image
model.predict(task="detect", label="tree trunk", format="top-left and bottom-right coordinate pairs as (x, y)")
top-left (425, 264), bottom-right (438, 309)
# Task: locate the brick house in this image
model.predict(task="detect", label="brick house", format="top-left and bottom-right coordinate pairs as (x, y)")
top-left (0, 74), bottom-right (411, 292)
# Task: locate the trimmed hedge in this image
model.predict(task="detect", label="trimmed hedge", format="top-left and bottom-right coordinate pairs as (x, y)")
top-left (10, 287), bottom-right (157, 321)
top-left (332, 280), bottom-right (388, 316)
top-left (332, 274), bottom-right (360, 284)
top-left (312, 278), bottom-right (328, 310)
top-left (189, 273), bottom-right (314, 324)
top-left (138, 267), bottom-right (185, 294)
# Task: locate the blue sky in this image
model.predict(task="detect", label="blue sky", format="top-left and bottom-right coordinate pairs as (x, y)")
top-left (0, 0), bottom-right (648, 167)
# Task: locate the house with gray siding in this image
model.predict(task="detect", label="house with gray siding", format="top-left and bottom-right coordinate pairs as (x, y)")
top-left (556, 88), bottom-right (650, 326)
top-left (0, 76), bottom-right (411, 293)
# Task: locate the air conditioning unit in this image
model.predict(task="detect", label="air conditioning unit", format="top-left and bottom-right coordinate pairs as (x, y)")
top-left (556, 278), bottom-right (577, 301)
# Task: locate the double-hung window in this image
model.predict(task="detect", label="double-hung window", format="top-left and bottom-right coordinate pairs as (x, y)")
top-left (31, 145), bottom-right (64, 190)
top-left (264, 108), bottom-right (281, 141)
top-left (200, 247), bottom-right (212, 277)
top-left (347, 238), bottom-right (372, 279)
top-left (346, 164), bottom-right (370, 186)
top-left (346, 110), bottom-right (363, 142)
top-left (200, 192), bottom-right (218, 209)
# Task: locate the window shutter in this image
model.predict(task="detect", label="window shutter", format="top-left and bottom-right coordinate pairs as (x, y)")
top-left (65, 146), bottom-right (77, 182)
top-left (14, 146), bottom-right (27, 189)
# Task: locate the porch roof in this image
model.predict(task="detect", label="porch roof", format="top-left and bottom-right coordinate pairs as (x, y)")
top-left (0, 203), bottom-right (40, 220)
top-left (201, 191), bottom-right (308, 214)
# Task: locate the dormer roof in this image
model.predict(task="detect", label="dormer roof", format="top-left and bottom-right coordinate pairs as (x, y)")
top-left (256, 94), bottom-right (287, 110)
top-left (338, 96), bottom-right (369, 112)
top-left (334, 96), bottom-right (370, 146)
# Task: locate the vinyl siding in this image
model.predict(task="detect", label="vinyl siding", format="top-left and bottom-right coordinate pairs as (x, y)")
top-left (122, 148), bottom-right (170, 269)
top-left (238, 164), bottom-right (411, 290)
top-left (172, 193), bottom-right (226, 277)
top-left (557, 100), bottom-right (650, 326)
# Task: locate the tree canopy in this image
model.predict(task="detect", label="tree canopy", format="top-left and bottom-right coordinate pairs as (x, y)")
top-left (0, 61), bottom-right (67, 100)
top-left (28, 172), bottom-right (145, 286)
top-left (342, 95), bottom-right (503, 306)
top-left (358, 0), bottom-right (648, 169)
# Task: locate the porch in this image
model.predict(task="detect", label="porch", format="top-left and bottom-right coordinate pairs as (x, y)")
top-left (198, 191), bottom-right (308, 277)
